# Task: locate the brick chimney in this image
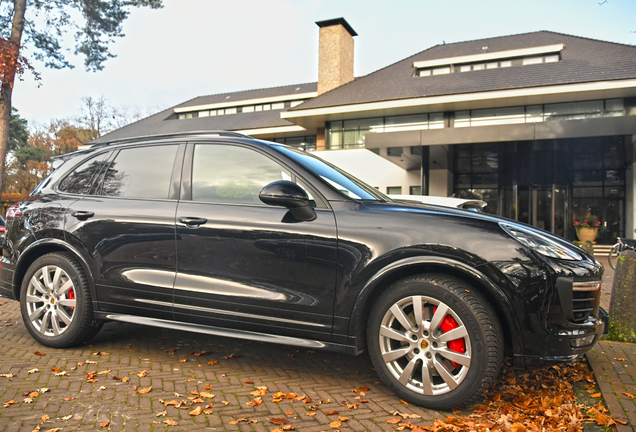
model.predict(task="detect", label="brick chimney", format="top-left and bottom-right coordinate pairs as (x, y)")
top-left (316, 18), bottom-right (357, 95)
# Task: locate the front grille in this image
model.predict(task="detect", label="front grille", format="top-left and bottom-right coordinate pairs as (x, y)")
top-left (571, 281), bottom-right (601, 323)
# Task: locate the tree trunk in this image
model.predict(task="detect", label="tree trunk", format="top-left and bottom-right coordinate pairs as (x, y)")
top-left (608, 250), bottom-right (636, 342)
top-left (0, 0), bottom-right (27, 197)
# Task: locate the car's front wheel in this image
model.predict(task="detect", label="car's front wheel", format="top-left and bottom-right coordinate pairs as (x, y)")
top-left (367, 274), bottom-right (503, 409)
top-left (20, 253), bottom-right (102, 348)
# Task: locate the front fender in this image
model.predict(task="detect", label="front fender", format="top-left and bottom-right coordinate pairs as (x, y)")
top-left (346, 255), bottom-right (523, 357)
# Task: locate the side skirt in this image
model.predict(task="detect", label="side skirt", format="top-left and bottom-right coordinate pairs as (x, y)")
top-left (99, 313), bottom-right (362, 355)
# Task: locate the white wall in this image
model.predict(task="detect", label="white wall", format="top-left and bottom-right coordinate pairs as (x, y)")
top-left (313, 149), bottom-right (420, 195)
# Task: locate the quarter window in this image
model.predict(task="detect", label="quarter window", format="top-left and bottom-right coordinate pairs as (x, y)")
top-left (58, 152), bottom-right (111, 195)
top-left (192, 145), bottom-right (291, 204)
top-left (98, 145), bottom-right (179, 199)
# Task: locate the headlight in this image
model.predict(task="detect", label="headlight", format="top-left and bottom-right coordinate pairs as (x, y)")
top-left (499, 223), bottom-right (582, 261)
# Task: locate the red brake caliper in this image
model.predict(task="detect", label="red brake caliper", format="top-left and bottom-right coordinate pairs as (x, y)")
top-left (434, 307), bottom-right (465, 368)
top-left (67, 289), bottom-right (75, 311)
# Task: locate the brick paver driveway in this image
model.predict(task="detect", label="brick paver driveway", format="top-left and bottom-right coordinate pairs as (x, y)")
top-left (0, 300), bottom-right (442, 431)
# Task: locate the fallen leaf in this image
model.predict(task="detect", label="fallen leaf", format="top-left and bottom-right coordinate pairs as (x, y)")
top-left (156, 410), bottom-right (167, 417)
top-left (622, 392), bottom-right (636, 399)
top-left (54, 371), bottom-right (69, 376)
top-left (34, 351), bottom-right (45, 356)
top-left (203, 409), bottom-right (213, 414)
top-left (61, 414), bottom-right (72, 421)
top-left (325, 411), bottom-right (339, 415)
top-left (38, 388), bottom-right (50, 393)
top-left (136, 371), bottom-right (147, 377)
top-left (590, 392), bottom-right (602, 398)
top-left (28, 368), bottom-right (38, 374)
top-left (400, 399), bottom-right (410, 405)
top-left (244, 380), bottom-right (253, 384)
top-left (616, 358), bottom-right (627, 361)
top-left (199, 392), bottom-right (215, 398)
top-left (387, 418), bottom-right (402, 424)
top-left (179, 359), bottom-right (187, 362)
top-left (64, 397), bottom-right (74, 401)
top-left (92, 352), bottom-right (109, 356)
top-left (100, 420), bottom-right (109, 427)
top-left (137, 386), bottom-right (152, 394)
top-left (329, 420), bottom-right (342, 428)
top-left (0, 373), bottom-right (14, 378)
top-left (286, 411), bottom-right (294, 415)
top-left (269, 418), bottom-right (290, 425)
top-left (3, 400), bottom-right (18, 407)
top-left (189, 406), bottom-right (202, 416)
top-left (164, 418), bottom-right (177, 426)
top-left (306, 412), bottom-right (317, 416)
top-left (208, 361), bottom-right (218, 365)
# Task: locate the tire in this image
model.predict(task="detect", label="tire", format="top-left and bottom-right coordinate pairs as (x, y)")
top-left (20, 253), bottom-right (102, 348)
top-left (367, 274), bottom-right (503, 410)
top-left (608, 243), bottom-right (620, 270)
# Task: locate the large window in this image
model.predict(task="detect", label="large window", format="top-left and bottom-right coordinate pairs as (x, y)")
top-left (454, 143), bottom-right (500, 214)
top-left (58, 152), bottom-right (111, 195)
top-left (328, 113), bottom-right (444, 149)
top-left (272, 136), bottom-right (316, 151)
top-left (455, 99), bottom-right (624, 128)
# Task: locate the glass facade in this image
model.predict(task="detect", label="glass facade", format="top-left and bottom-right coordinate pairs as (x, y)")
top-left (453, 137), bottom-right (628, 243)
top-left (327, 113), bottom-right (444, 149)
top-left (272, 135), bottom-right (317, 152)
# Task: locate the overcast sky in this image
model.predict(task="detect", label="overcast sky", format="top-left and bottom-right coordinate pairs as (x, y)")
top-left (11, 0), bottom-right (636, 127)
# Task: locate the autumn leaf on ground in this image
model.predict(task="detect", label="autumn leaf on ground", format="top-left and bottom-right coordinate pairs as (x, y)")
top-left (286, 411), bottom-right (294, 415)
top-left (615, 358), bottom-right (626, 361)
top-left (325, 411), bottom-right (339, 415)
top-left (223, 354), bottom-right (238, 359)
top-left (306, 412), bottom-right (317, 417)
top-left (23, 397), bottom-right (33, 403)
top-left (590, 392), bottom-right (602, 398)
top-left (615, 419), bottom-right (629, 425)
top-left (3, 400), bottom-right (18, 407)
top-left (97, 370), bottom-right (111, 375)
top-left (246, 397), bottom-right (262, 406)
top-left (387, 418), bottom-right (401, 424)
top-left (28, 368), bottom-right (38, 374)
top-left (178, 359), bottom-right (187, 362)
top-left (136, 370), bottom-right (147, 377)
top-left (54, 371), bottom-right (69, 376)
top-left (61, 414), bottom-right (72, 421)
top-left (64, 397), bottom-right (74, 401)
top-left (92, 352), bottom-right (109, 356)
top-left (244, 380), bottom-right (253, 384)
top-left (165, 348), bottom-right (177, 354)
top-left (208, 360), bottom-right (218, 365)
top-left (199, 391), bottom-right (214, 398)
top-left (100, 420), bottom-right (109, 427)
top-left (0, 373), bottom-right (14, 378)
top-left (622, 392), bottom-right (636, 399)
top-left (156, 410), bottom-right (167, 417)
top-left (221, 400), bottom-right (230, 405)
top-left (269, 418), bottom-right (290, 425)
top-left (163, 418), bottom-right (177, 426)
top-left (329, 420), bottom-right (342, 428)
top-left (189, 406), bottom-right (202, 416)
top-left (34, 351), bottom-right (45, 356)
top-left (137, 386), bottom-right (152, 394)
top-left (400, 399), bottom-right (410, 405)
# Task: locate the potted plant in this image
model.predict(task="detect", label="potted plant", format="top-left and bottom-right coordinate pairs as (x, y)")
top-left (574, 215), bottom-right (601, 243)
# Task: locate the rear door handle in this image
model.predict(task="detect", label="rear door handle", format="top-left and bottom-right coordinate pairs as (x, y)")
top-left (178, 217), bottom-right (207, 228)
top-left (71, 211), bottom-right (95, 221)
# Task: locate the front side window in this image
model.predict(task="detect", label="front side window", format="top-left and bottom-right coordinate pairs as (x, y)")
top-left (192, 145), bottom-right (291, 205)
top-left (58, 152), bottom-right (111, 195)
top-left (98, 145), bottom-right (179, 199)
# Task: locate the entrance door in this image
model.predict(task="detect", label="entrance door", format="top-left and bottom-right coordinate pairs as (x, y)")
top-left (517, 185), bottom-right (567, 237)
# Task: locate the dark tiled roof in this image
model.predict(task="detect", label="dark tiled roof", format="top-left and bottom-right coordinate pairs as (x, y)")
top-left (91, 82), bottom-right (317, 144)
top-left (290, 31), bottom-right (636, 111)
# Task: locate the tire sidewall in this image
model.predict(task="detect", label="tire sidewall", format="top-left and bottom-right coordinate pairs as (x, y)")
top-left (20, 253), bottom-right (90, 348)
top-left (367, 277), bottom-right (493, 409)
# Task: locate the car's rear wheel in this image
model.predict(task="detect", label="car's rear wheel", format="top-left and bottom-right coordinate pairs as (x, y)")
top-left (367, 274), bottom-right (503, 409)
top-left (20, 253), bottom-right (102, 348)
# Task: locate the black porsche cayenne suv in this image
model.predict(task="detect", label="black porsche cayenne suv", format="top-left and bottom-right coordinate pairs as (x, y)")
top-left (0, 131), bottom-right (606, 409)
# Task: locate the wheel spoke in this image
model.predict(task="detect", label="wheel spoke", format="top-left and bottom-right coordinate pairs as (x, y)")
top-left (412, 296), bottom-right (423, 329)
top-left (380, 325), bottom-right (410, 343)
top-left (41, 267), bottom-right (53, 291)
top-left (390, 303), bottom-right (417, 332)
top-left (437, 326), bottom-right (468, 342)
top-left (55, 279), bottom-right (73, 296)
top-left (30, 276), bottom-right (47, 295)
top-left (50, 311), bottom-right (61, 336)
top-left (398, 357), bottom-right (419, 385)
top-left (382, 346), bottom-right (410, 363)
top-left (421, 362), bottom-right (434, 395)
top-left (438, 348), bottom-right (471, 367)
top-left (57, 308), bottom-right (73, 326)
top-left (39, 311), bottom-right (51, 334)
top-left (52, 267), bottom-right (63, 291)
top-left (26, 294), bottom-right (43, 304)
top-left (429, 302), bottom-right (449, 333)
top-left (29, 305), bottom-right (46, 321)
top-left (433, 358), bottom-right (460, 390)
top-left (58, 298), bottom-right (76, 308)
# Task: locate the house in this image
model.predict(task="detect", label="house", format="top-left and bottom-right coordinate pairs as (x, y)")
top-left (91, 18), bottom-right (636, 244)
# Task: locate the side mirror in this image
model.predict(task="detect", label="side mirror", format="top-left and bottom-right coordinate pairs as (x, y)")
top-left (259, 181), bottom-right (317, 222)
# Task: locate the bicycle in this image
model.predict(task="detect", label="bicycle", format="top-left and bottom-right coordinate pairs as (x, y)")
top-left (608, 231), bottom-right (636, 270)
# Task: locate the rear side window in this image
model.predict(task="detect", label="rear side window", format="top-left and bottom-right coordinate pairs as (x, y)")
top-left (98, 145), bottom-right (179, 199)
top-left (58, 152), bottom-right (111, 195)
top-left (192, 144), bottom-right (291, 204)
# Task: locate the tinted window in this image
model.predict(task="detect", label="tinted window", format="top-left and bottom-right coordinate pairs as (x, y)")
top-left (192, 145), bottom-right (291, 204)
top-left (99, 145), bottom-right (178, 199)
top-left (58, 152), bottom-right (111, 195)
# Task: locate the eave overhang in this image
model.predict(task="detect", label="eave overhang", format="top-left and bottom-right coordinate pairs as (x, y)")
top-left (281, 79), bottom-right (636, 128)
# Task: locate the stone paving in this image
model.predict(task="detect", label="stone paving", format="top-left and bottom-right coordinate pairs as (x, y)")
top-left (0, 299), bottom-right (443, 432)
top-left (0, 255), bottom-right (632, 431)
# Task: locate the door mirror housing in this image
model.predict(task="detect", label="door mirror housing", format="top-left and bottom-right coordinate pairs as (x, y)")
top-left (259, 181), bottom-right (317, 221)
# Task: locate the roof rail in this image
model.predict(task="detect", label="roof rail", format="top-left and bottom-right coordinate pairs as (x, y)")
top-left (91, 130), bottom-right (253, 147)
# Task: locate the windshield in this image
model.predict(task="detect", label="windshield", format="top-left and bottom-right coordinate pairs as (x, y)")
top-left (275, 145), bottom-right (391, 201)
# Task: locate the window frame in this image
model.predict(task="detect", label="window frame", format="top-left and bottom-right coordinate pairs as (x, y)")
top-left (55, 150), bottom-right (114, 196)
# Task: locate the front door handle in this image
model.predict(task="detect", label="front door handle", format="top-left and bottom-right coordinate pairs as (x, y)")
top-left (178, 217), bottom-right (207, 228)
top-left (71, 211), bottom-right (95, 221)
